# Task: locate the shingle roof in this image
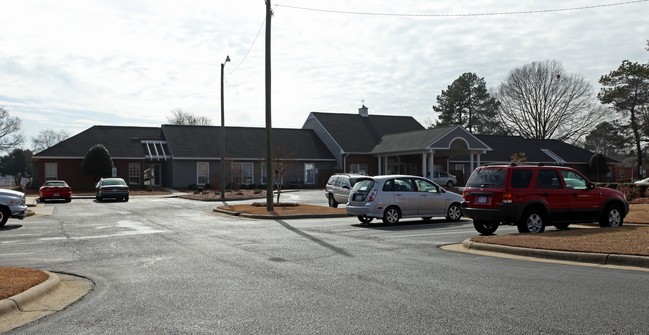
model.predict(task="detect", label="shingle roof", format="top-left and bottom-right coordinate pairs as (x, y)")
top-left (34, 126), bottom-right (164, 158)
top-left (371, 126), bottom-right (492, 154)
top-left (309, 112), bottom-right (424, 153)
top-left (35, 125), bottom-right (335, 161)
top-left (161, 125), bottom-right (334, 160)
top-left (452, 135), bottom-right (615, 164)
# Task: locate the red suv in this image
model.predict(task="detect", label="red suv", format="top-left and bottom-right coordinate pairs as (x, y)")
top-left (461, 164), bottom-right (629, 234)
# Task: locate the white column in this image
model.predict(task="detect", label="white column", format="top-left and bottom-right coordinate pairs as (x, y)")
top-left (470, 152), bottom-right (474, 173)
top-left (428, 150), bottom-right (435, 178)
top-left (422, 153), bottom-right (427, 178)
top-left (377, 156), bottom-right (382, 175)
top-left (477, 153), bottom-right (481, 168)
top-left (384, 156), bottom-right (389, 175)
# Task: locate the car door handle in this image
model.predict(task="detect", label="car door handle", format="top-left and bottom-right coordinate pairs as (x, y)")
top-left (571, 193), bottom-right (578, 197)
top-left (541, 193), bottom-right (549, 197)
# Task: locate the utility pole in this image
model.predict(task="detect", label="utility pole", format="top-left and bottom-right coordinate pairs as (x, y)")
top-left (265, 0), bottom-right (274, 211)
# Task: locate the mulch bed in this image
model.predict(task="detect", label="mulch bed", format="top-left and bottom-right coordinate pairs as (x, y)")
top-left (0, 267), bottom-right (48, 300)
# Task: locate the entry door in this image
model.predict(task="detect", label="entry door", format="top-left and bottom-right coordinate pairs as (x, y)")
top-left (153, 164), bottom-right (162, 186)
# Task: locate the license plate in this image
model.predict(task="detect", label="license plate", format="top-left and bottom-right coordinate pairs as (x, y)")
top-left (477, 196), bottom-right (487, 203)
top-left (54, 193), bottom-right (60, 196)
top-left (354, 194), bottom-right (364, 201)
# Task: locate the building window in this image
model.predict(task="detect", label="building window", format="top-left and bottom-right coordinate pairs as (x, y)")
top-left (129, 163), bottom-right (140, 184)
top-left (232, 162), bottom-right (253, 185)
top-left (45, 162), bottom-right (58, 181)
top-left (350, 164), bottom-right (368, 174)
top-left (304, 163), bottom-right (315, 185)
top-left (197, 162), bottom-right (209, 185)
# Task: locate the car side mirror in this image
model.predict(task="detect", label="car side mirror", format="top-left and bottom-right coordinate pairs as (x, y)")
top-left (587, 182), bottom-right (595, 190)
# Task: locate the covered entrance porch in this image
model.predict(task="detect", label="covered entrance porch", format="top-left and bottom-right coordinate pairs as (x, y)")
top-left (371, 126), bottom-right (491, 185)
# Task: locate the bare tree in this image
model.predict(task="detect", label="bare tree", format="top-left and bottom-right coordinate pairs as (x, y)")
top-left (31, 129), bottom-right (70, 153)
top-left (166, 109), bottom-right (212, 125)
top-left (0, 107), bottom-right (24, 152)
top-left (494, 60), bottom-right (603, 143)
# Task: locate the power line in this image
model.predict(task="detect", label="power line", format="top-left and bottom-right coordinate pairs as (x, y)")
top-left (275, 0), bottom-right (648, 17)
top-left (229, 16), bottom-right (266, 75)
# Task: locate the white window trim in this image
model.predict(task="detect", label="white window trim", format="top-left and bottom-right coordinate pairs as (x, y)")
top-left (197, 162), bottom-right (209, 185)
top-left (44, 162), bottom-right (58, 181)
top-left (128, 163), bottom-right (140, 185)
top-left (304, 163), bottom-right (316, 185)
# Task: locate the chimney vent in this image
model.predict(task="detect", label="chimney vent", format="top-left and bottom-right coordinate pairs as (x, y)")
top-left (359, 104), bottom-right (368, 117)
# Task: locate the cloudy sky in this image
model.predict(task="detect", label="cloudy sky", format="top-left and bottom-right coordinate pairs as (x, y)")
top-left (2, 0), bottom-right (648, 150)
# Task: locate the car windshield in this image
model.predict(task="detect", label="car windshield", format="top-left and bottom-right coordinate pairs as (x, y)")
top-left (467, 168), bottom-right (506, 188)
top-left (103, 179), bottom-right (127, 186)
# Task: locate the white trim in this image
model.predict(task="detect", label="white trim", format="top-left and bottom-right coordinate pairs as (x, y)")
top-left (196, 162), bottom-right (209, 185)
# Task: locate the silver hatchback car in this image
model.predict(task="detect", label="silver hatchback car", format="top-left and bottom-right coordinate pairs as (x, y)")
top-left (346, 175), bottom-right (464, 225)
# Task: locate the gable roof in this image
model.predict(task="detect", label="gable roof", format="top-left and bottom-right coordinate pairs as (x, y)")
top-left (306, 112), bottom-right (424, 153)
top-left (371, 126), bottom-right (492, 154)
top-left (161, 125), bottom-right (334, 160)
top-left (33, 126), bottom-right (165, 158)
top-left (452, 135), bottom-right (615, 164)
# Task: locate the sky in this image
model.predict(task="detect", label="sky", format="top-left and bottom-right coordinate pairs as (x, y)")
top-left (2, 0), bottom-right (649, 151)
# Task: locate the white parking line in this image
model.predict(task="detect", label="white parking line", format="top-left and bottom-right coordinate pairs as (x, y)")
top-left (0, 252), bottom-right (36, 257)
top-left (383, 230), bottom-right (474, 238)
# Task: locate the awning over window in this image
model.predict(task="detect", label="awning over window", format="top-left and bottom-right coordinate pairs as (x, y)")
top-left (142, 140), bottom-right (172, 161)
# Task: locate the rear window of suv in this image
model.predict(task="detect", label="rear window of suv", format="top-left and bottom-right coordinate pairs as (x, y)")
top-left (466, 168), bottom-right (506, 188)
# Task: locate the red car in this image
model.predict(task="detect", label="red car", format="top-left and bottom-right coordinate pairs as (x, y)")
top-left (39, 180), bottom-right (72, 202)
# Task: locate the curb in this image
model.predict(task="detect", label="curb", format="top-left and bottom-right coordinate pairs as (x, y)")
top-left (0, 271), bottom-right (60, 316)
top-left (212, 208), bottom-right (349, 219)
top-left (462, 239), bottom-right (649, 268)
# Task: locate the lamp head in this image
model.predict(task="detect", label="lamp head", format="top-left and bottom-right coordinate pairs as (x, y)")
top-left (225, 55), bottom-right (231, 63)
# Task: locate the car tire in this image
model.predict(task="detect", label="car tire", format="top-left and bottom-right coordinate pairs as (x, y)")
top-left (0, 207), bottom-right (9, 227)
top-left (445, 203), bottom-right (462, 222)
top-left (473, 220), bottom-right (498, 235)
top-left (358, 215), bottom-right (373, 224)
top-left (124, 195), bottom-right (129, 202)
top-left (96, 196), bottom-right (102, 202)
top-left (518, 208), bottom-right (546, 233)
top-left (65, 197), bottom-right (71, 203)
top-left (554, 222), bottom-right (570, 230)
top-left (328, 194), bottom-right (338, 208)
top-left (599, 204), bottom-right (623, 227)
top-left (446, 180), bottom-right (453, 188)
top-left (382, 206), bottom-right (400, 225)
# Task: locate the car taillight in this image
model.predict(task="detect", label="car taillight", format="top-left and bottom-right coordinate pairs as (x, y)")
top-left (367, 190), bottom-right (377, 202)
top-left (462, 189), bottom-right (468, 200)
top-left (502, 191), bottom-right (513, 203)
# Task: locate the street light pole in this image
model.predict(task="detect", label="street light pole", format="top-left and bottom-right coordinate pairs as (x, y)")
top-left (220, 55), bottom-right (230, 200)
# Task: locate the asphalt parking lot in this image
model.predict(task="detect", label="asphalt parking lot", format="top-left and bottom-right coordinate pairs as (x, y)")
top-left (2, 190), bottom-right (649, 334)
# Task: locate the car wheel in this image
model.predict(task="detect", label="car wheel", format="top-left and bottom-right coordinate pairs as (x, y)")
top-left (518, 209), bottom-right (546, 233)
top-left (446, 180), bottom-right (453, 187)
top-left (445, 203), bottom-right (462, 222)
top-left (65, 197), bottom-right (71, 203)
top-left (0, 207), bottom-right (9, 227)
top-left (358, 215), bottom-right (373, 224)
top-left (124, 195), bottom-right (129, 202)
top-left (96, 196), bottom-right (102, 202)
top-left (382, 206), bottom-right (400, 224)
top-left (328, 194), bottom-right (338, 208)
top-left (554, 222), bottom-right (570, 230)
top-left (599, 205), bottom-right (623, 227)
top-left (473, 220), bottom-right (498, 235)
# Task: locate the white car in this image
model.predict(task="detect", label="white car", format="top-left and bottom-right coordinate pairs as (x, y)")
top-left (634, 177), bottom-right (649, 186)
top-left (346, 175), bottom-right (463, 225)
top-left (0, 189), bottom-right (28, 226)
top-left (431, 171), bottom-right (457, 187)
